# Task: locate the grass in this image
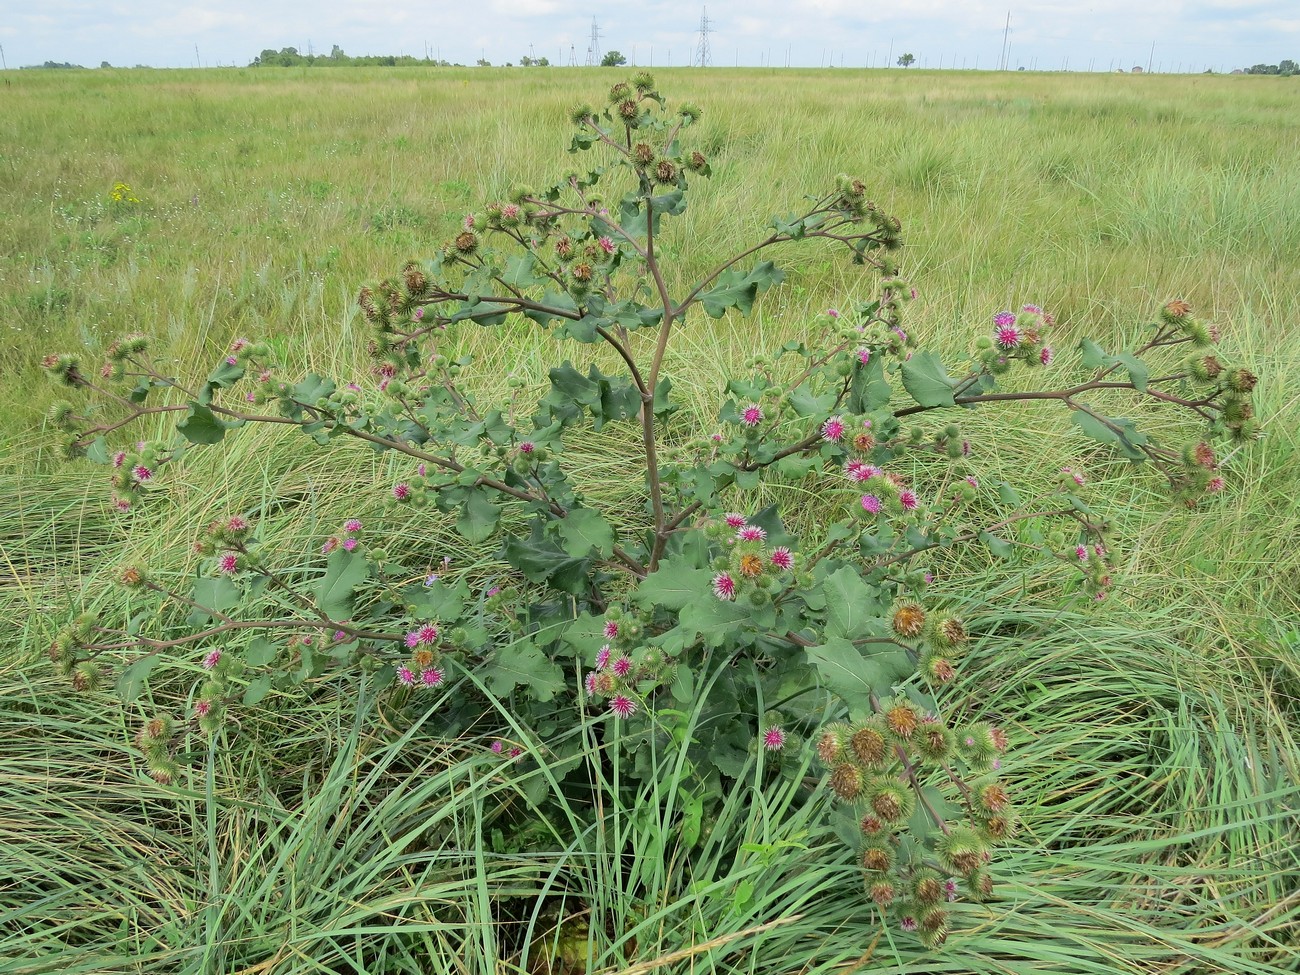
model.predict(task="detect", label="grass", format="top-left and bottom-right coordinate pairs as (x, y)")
top-left (2, 66), bottom-right (1298, 973)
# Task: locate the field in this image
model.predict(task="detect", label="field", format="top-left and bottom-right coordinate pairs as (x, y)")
top-left (2, 66), bottom-right (1299, 973)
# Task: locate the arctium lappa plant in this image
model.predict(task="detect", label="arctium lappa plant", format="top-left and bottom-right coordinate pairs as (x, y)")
top-left (41, 74), bottom-right (1260, 945)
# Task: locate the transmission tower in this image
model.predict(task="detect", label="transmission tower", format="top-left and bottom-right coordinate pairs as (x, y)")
top-left (568, 44), bottom-right (577, 66)
top-left (584, 18), bottom-right (602, 66)
top-left (694, 7), bottom-right (714, 67)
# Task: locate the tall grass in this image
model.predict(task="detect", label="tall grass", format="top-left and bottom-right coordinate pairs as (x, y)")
top-left (2, 67), bottom-right (1298, 973)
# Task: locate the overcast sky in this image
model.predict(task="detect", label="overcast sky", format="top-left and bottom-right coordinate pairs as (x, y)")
top-left (2, 0), bottom-right (1296, 72)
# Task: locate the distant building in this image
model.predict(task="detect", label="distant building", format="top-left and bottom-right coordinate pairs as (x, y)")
top-left (1131, 66), bottom-right (1144, 73)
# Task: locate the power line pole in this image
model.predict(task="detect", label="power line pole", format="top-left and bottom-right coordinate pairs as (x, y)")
top-left (585, 18), bottom-right (601, 66)
top-left (999, 11), bottom-right (1011, 71)
top-left (1, 44), bottom-right (7, 71)
top-left (695, 7), bottom-right (713, 67)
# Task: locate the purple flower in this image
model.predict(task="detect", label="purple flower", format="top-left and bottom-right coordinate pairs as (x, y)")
top-left (609, 695), bottom-right (636, 718)
top-left (821, 415), bottom-right (846, 442)
top-left (736, 524), bottom-right (767, 542)
top-left (397, 666), bottom-right (416, 687)
top-left (612, 656), bottom-right (633, 678)
top-left (762, 726), bottom-right (787, 751)
top-left (712, 572), bottom-right (736, 601)
top-left (217, 552), bottom-right (239, 574)
top-left (724, 512), bottom-right (748, 528)
top-left (202, 649), bottom-right (222, 670)
top-left (392, 482), bottom-right (411, 501)
top-left (595, 645), bottom-right (611, 670)
top-left (603, 620), bottom-right (619, 640)
top-left (770, 547), bottom-right (794, 570)
top-left (861, 494), bottom-right (883, 514)
top-left (343, 519), bottom-right (362, 534)
top-left (995, 324), bottom-right (1021, 349)
top-left (993, 311), bottom-right (1016, 328)
top-left (421, 667), bottom-right (444, 687)
top-left (740, 403), bottom-right (763, 427)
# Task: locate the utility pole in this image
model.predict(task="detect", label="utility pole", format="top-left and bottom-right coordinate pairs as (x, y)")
top-left (695, 7), bottom-right (713, 67)
top-left (1, 44), bottom-right (7, 71)
top-left (999, 11), bottom-right (1011, 71)
top-left (585, 18), bottom-right (601, 66)
top-left (1147, 42), bottom-right (1155, 74)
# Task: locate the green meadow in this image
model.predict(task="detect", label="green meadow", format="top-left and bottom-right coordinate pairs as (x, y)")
top-left (1, 66), bottom-right (1298, 973)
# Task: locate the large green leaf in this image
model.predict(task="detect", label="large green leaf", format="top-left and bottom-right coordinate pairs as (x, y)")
top-left (480, 638), bottom-right (566, 700)
top-left (899, 351), bottom-right (956, 408)
top-left (848, 354), bottom-right (892, 413)
top-left (634, 557), bottom-right (715, 612)
top-left (189, 577), bottom-right (241, 626)
top-left (1072, 410), bottom-right (1149, 461)
top-left (1080, 338), bottom-right (1149, 391)
top-left (456, 489), bottom-right (501, 544)
top-left (677, 594), bottom-right (763, 649)
top-left (822, 566), bottom-right (887, 640)
top-left (805, 637), bottom-right (911, 715)
top-left (314, 549), bottom-right (370, 619)
top-left (698, 262), bottom-right (785, 319)
top-left (501, 530), bottom-right (592, 595)
top-left (116, 654), bottom-right (160, 703)
top-left (177, 402), bottom-right (236, 445)
top-left (554, 506), bottom-right (615, 558)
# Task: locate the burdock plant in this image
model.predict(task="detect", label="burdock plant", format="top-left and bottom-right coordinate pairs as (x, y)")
top-left (42, 76), bottom-right (1259, 944)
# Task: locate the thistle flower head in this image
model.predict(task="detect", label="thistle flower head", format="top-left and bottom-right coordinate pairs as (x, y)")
top-left (216, 552), bottom-right (239, 575)
top-left (892, 601), bottom-right (927, 638)
top-left (736, 524), bottom-right (767, 542)
top-left (884, 700), bottom-right (921, 739)
top-left (861, 494), bottom-right (883, 514)
top-left (609, 694), bottom-right (636, 718)
top-left (202, 649), bottom-right (222, 671)
top-left (829, 762), bottom-right (864, 802)
top-left (995, 324), bottom-right (1021, 349)
top-left (740, 403), bottom-right (763, 427)
top-left (712, 572), bottom-right (736, 601)
top-left (723, 512), bottom-right (747, 528)
top-left (611, 656), bottom-right (633, 678)
top-left (849, 722), bottom-right (888, 765)
top-left (821, 416), bottom-right (846, 442)
top-left (769, 547), bottom-right (794, 570)
top-left (761, 726), bottom-right (787, 751)
top-left (861, 843), bottom-right (895, 873)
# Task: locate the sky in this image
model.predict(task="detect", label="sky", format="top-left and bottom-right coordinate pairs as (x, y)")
top-left (2, 0), bottom-right (1296, 72)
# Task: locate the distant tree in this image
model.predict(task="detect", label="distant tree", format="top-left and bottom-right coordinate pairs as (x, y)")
top-left (476, 57), bottom-right (492, 66)
top-left (897, 53), bottom-right (915, 68)
top-left (537, 56), bottom-right (550, 66)
top-left (330, 44), bottom-right (345, 61)
top-left (100, 61), bottom-right (111, 69)
top-left (1279, 59), bottom-right (1297, 76)
top-left (601, 50), bottom-right (627, 67)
